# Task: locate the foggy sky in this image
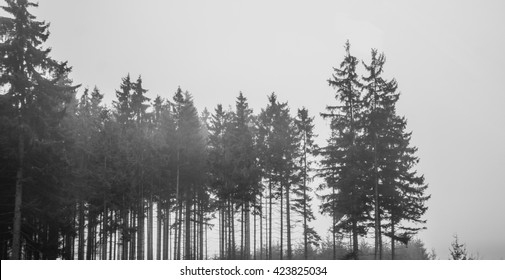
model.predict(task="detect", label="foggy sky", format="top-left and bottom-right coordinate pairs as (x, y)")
top-left (12, 0), bottom-right (505, 259)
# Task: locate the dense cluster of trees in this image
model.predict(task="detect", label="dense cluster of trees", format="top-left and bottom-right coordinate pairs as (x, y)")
top-left (319, 42), bottom-right (430, 259)
top-left (0, 0), bottom-right (429, 260)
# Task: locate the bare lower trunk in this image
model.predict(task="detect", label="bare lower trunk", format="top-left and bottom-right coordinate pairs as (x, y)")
top-left (184, 195), bottom-right (191, 260)
top-left (231, 204), bottom-right (236, 259)
top-left (137, 200), bottom-right (144, 260)
top-left (352, 219), bottom-right (358, 259)
top-left (391, 222), bottom-right (395, 260)
top-left (374, 154), bottom-right (381, 260)
top-left (199, 206), bottom-right (204, 260)
top-left (280, 181), bottom-right (283, 260)
top-left (102, 202), bottom-right (108, 260)
top-left (147, 197), bottom-right (153, 260)
top-left (12, 133), bottom-right (24, 260)
top-left (268, 179), bottom-right (272, 260)
top-left (286, 184), bottom-right (292, 260)
top-left (157, 202), bottom-right (162, 260)
top-left (259, 193), bottom-right (263, 260)
top-left (78, 201), bottom-right (85, 260)
top-left (253, 200), bottom-right (257, 260)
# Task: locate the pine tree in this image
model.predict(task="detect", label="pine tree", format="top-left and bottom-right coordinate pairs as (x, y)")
top-left (207, 104), bottom-right (233, 259)
top-left (293, 107), bottom-right (321, 259)
top-left (320, 41), bottom-right (369, 259)
top-left (449, 235), bottom-right (469, 260)
top-left (171, 88), bottom-right (207, 259)
top-left (0, 0), bottom-right (78, 259)
top-left (361, 49), bottom-right (399, 259)
top-left (258, 93), bottom-right (298, 260)
top-left (360, 49), bottom-right (429, 260)
top-left (223, 92), bottom-right (261, 259)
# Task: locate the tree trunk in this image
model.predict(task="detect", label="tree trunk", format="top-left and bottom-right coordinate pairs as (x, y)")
top-left (374, 136), bottom-right (381, 260)
top-left (78, 201), bottom-right (85, 260)
top-left (253, 200), bottom-right (257, 260)
top-left (259, 193), bottom-right (263, 260)
top-left (219, 206), bottom-right (223, 259)
top-left (130, 209), bottom-right (136, 260)
top-left (147, 197), bottom-right (153, 260)
top-left (246, 202), bottom-right (250, 260)
top-left (137, 200), bottom-right (144, 260)
top-left (332, 187), bottom-right (336, 260)
top-left (12, 133), bottom-right (24, 260)
top-left (352, 219), bottom-right (358, 259)
top-left (199, 205), bottom-right (204, 260)
top-left (86, 215), bottom-right (95, 260)
top-left (302, 143), bottom-right (308, 260)
top-left (184, 194), bottom-right (191, 259)
top-left (157, 202), bottom-right (162, 260)
top-left (268, 179), bottom-right (272, 260)
top-left (240, 205), bottom-right (244, 259)
top-left (286, 184), bottom-right (292, 260)
top-left (122, 207), bottom-right (129, 260)
top-left (391, 222), bottom-right (395, 260)
top-left (163, 203), bottom-right (169, 260)
top-left (231, 202), bottom-right (236, 259)
top-left (280, 181), bottom-right (283, 260)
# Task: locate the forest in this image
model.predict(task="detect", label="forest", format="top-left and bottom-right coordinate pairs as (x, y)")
top-left (0, 0), bottom-right (430, 260)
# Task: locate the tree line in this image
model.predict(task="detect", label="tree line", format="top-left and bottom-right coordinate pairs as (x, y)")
top-left (0, 0), bottom-right (429, 260)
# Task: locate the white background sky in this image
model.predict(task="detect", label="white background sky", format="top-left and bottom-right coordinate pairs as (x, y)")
top-left (10, 0), bottom-right (505, 259)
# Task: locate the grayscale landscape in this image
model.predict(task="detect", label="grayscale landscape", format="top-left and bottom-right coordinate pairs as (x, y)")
top-left (0, 0), bottom-right (504, 260)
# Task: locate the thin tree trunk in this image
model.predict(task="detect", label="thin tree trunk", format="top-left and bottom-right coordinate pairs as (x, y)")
top-left (193, 197), bottom-right (197, 259)
top-left (137, 199), bottom-right (144, 260)
top-left (173, 204), bottom-right (178, 260)
top-left (253, 200), bottom-right (257, 260)
top-left (268, 179), bottom-right (272, 260)
top-left (122, 207), bottom-right (129, 260)
top-left (240, 205), bottom-right (244, 259)
top-left (286, 184), bottom-right (292, 260)
top-left (246, 202), bottom-right (250, 259)
top-left (184, 193), bottom-right (191, 260)
top-left (163, 203), bottom-right (169, 260)
top-left (391, 222), bottom-right (395, 260)
top-left (205, 219), bottom-right (208, 260)
top-left (259, 193), bottom-right (263, 260)
top-left (231, 202), bottom-right (236, 259)
top-left (332, 186), bottom-right (336, 260)
top-left (147, 196), bottom-right (153, 260)
top-left (86, 215), bottom-right (94, 260)
top-left (78, 201), bottom-right (85, 260)
top-left (280, 180), bottom-right (283, 260)
top-left (157, 202), bottom-right (161, 260)
top-left (219, 206), bottom-right (223, 259)
top-left (12, 133), bottom-right (24, 260)
top-left (352, 219), bottom-right (358, 259)
top-left (199, 204), bottom-right (204, 260)
top-left (130, 209), bottom-right (136, 260)
top-left (302, 140), bottom-right (308, 260)
top-left (176, 199), bottom-right (182, 260)
top-left (102, 202), bottom-right (107, 260)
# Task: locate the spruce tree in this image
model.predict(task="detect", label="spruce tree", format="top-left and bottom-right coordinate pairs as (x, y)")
top-left (360, 48), bottom-right (430, 260)
top-left (361, 49), bottom-right (399, 259)
top-left (0, 0), bottom-right (77, 259)
top-left (293, 107), bottom-right (321, 259)
top-left (320, 41), bottom-right (369, 259)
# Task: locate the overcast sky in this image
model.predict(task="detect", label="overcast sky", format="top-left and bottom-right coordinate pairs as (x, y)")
top-left (15, 0), bottom-right (505, 259)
